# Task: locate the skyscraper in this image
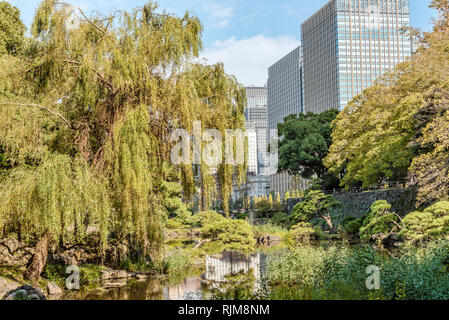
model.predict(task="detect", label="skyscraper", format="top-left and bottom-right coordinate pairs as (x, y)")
top-left (245, 86), bottom-right (268, 175)
top-left (231, 88), bottom-right (270, 202)
top-left (267, 46), bottom-right (305, 198)
top-left (245, 121), bottom-right (258, 175)
top-left (301, 0), bottom-right (413, 113)
top-left (267, 46), bottom-right (304, 135)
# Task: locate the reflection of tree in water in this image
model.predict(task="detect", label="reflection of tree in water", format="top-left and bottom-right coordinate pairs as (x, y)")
top-left (70, 279), bottom-right (165, 300)
top-left (69, 251), bottom-right (266, 300)
top-left (205, 251), bottom-right (264, 284)
top-left (205, 251), bottom-right (267, 298)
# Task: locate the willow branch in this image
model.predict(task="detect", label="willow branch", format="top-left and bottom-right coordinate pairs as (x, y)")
top-left (0, 102), bottom-right (79, 130)
top-left (64, 59), bottom-right (116, 93)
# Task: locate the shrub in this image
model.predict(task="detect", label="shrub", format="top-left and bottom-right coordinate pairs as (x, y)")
top-left (236, 213), bottom-right (248, 220)
top-left (286, 222), bottom-right (316, 244)
top-left (359, 200), bottom-right (400, 242)
top-left (271, 212), bottom-right (290, 227)
top-left (341, 217), bottom-right (364, 235)
top-left (187, 211), bottom-right (226, 227)
top-left (265, 242), bottom-right (449, 300)
top-left (166, 219), bottom-right (184, 230)
top-left (200, 219), bottom-right (256, 252)
top-left (255, 200), bottom-right (285, 219)
top-left (400, 201), bottom-right (449, 244)
top-left (290, 190), bottom-right (340, 233)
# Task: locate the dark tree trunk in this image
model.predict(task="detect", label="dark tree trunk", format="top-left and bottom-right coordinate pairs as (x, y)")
top-left (23, 233), bottom-right (49, 282)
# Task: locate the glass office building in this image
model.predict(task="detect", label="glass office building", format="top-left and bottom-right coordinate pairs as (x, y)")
top-left (301, 0), bottom-right (413, 113)
top-left (267, 47), bottom-right (305, 198)
top-left (267, 46), bottom-right (304, 135)
top-left (245, 87), bottom-right (269, 175)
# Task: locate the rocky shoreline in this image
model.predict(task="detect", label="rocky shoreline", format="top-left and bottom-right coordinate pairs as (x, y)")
top-left (0, 237), bottom-right (162, 300)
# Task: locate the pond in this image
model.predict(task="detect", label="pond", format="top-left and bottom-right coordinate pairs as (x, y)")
top-left (66, 250), bottom-right (268, 300)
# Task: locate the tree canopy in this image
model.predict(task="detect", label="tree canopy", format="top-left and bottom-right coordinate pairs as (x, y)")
top-left (278, 109), bottom-right (339, 190)
top-left (324, 0), bottom-right (449, 204)
top-left (0, 0), bottom-right (247, 278)
top-left (0, 1), bottom-right (25, 55)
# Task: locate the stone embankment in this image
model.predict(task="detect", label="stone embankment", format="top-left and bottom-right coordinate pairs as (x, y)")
top-left (0, 238), bottom-right (157, 300)
top-left (286, 188), bottom-right (418, 217)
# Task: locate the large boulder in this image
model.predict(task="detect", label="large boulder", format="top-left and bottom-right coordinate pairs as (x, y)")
top-left (48, 246), bottom-right (101, 266)
top-left (0, 238), bottom-right (34, 268)
top-left (2, 285), bottom-right (46, 300)
top-left (104, 240), bottom-right (129, 268)
top-left (48, 240), bottom-right (130, 268)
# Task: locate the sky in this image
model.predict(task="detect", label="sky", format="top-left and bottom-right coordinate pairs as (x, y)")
top-left (9, 0), bottom-right (438, 86)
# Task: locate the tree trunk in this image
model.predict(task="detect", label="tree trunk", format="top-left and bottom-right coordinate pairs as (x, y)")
top-left (23, 233), bottom-right (49, 282)
top-left (321, 214), bottom-right (337, 234)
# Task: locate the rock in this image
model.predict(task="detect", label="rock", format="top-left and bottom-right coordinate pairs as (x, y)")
top-left (100, 270), bottom-right (113, 281)
top-left (2, 285), bottom-right (46, 300)
top-left (2, 238), bottom-right (21, 253)
top-left (48, 246), bottom-right (100, 266)
top-left (47, 282), bottom-right (63, 296)
top-left (100, 269), bottom-right (132, 281)
top-left (135, 274), bottom-right (148, 280)
top-left (112, 270), bottom-right (129, 279)
top-left (0, 238), bottom-right (34, 268)
top-left (105, 240), bottom-right (130, 268)
top-left (0, 277), bottom-right (21, 299)
top-left (257, 235), bottom-right (281, 246)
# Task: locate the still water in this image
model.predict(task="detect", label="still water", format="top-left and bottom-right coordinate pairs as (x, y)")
top-left (67, 251), bottom-right (267, 300)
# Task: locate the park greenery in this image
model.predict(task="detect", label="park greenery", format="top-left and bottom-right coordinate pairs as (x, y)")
top-left (278, 110), bottom-right (340, 190)
top-left (0, 0), bottom-right (247, 281)
top-left (324, 0), bottom-right (449, 206)
top-left (1, 0), bottom-right (449, 301)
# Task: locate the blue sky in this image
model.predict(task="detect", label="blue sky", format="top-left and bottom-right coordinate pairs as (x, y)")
top-left (10, 0), bottom-right (438, 86)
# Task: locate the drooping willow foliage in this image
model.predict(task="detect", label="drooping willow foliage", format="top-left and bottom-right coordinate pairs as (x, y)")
top-left (0, 0), bottom-right (247, 261)
top-left (0, 155), bottom-right (110, 248)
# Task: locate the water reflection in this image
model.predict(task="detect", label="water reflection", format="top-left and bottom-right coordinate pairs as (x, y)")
top-left (205, 251), bottom-right (265, 290)
top-left (68, 251), bottom-right (266, 300)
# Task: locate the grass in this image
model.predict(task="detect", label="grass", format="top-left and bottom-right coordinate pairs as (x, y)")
top-left (254, 223), bottom-right (288, 239)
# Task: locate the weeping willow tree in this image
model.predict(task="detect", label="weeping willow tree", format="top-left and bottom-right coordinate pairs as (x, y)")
top-left (0, 0), bottom-right (246, 280)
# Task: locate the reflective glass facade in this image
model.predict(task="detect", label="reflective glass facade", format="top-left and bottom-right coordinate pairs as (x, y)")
top-left (301, 0), bottom-right (413, 113)
top-left (245, 87), bottom-right (269, 175)
top-left (267, 46), bottom-right (303, 135)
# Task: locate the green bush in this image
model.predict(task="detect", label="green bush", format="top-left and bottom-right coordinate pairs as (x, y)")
top-left (271, 212), bottom-right (290, 227)
top-left (187, 211), bottom-right (226, 227)
top-left (236, 213), bottom-right (248, 220)
top-left (359, 200), bottom-right (400, 242)
top-left (341, 217), bottom-right (364, 235)
top-left (400, 201), bottom-right (449, 244)
top-left (286, 222), bottom-right (316, 244)
top-left (166, 219), bottom-right (184, 230)
top-left (264, 242), bottom-right (449, 300)
top-left (200, 218), bottom-right (256, 252)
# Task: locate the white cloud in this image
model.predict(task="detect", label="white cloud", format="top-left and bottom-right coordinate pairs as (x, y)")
top-left (202, 3), bottom-right (235, 29)
top-left (201, 35), bottom-right (300, 86)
